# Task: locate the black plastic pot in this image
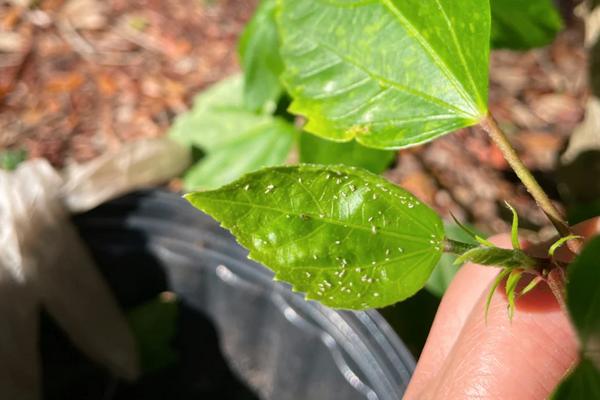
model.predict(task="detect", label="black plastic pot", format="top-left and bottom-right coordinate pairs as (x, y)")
top-left (44, 190), bottom-right (415, 400)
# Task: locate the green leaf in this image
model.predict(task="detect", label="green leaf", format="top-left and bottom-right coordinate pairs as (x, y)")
top-left (566, 236), bottom-right (600, 368)
top-left (169, 75), bottom-right (272, 151)
top-left (425, 254), bottom-right (458, 298)
top-left (552, 358), bottom-right (600, 400)
top-left (299, 132), bottom-right (395, 174)
top-left (186, 164), bottom-right (444, 310)
top-left (455, 246), bottom-right (537, 270)
top-left (128, 294), bottom-right (179, 373)
top-left (426, 222), bottom-right (485, 297)
top-left (239, 0), bottom-right (284, 112)
top-left (277, 0), bottom-right (490, 149)
top-left (183, 118), bottom-right (296, 190)
top-left (169, 75), bottom-right (296, 191)
top-left (491, 0), bottom-right (563, 50)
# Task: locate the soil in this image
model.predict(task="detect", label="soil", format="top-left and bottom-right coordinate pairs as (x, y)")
top-left (0, 0), bottom-right (589, 234)
top-left (0, 0), bottom-right (257, 166)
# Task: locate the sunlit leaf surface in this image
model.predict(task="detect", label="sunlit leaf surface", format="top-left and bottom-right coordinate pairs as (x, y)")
top-left (186, 164), bottom-right (445, 309)
top-left (278, 0), bottom-right (490, 149)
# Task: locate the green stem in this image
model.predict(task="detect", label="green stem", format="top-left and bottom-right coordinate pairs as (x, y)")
top-left (480, 114), bottom-right (572, 238)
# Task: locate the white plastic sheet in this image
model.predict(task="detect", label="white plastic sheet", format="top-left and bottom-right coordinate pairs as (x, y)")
top-left (0, 138), bottom-right (190, 398)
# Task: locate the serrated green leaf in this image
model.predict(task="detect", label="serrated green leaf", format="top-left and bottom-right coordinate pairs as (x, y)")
top-left (566, 236), bottom-right (600, 369)
top-left (183, 118), bottom-right (296, 190)
top-left (277, 0), bottom-right (490, 149)
top-left (455, 246), bottom-right (537, 270)
top-left (239, 0), bottom-right (284, 112)
top-left (491, 0), bottom-right (563, 50)
top-left (186, 164), bottom-right (444, 310)
top-left (551, 358), bottom-right (600, 400)
top-left (299, 132), bottom-right (395, 174)
top-left (169, 75), bottom-right (272, 151)
top-left (426, 222), bottom-right (486, 298)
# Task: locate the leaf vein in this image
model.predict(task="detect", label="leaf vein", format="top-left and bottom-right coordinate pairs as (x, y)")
top-left (381, 0), bottom-right (478, 116)
top-left (207, 198), bottom-right (431, 243)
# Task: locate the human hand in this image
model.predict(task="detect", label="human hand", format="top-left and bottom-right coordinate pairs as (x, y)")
top-left (404, 218), bottom-right (600, 400)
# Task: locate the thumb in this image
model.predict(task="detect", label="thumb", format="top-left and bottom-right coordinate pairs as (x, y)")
top-left (419, 272), bottom-right (578, 399)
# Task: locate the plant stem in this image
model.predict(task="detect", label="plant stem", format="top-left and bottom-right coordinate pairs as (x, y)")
top-left (443, 239), bottom-right (479, 255)
top-left (480, 114), bottom-right (572, 238)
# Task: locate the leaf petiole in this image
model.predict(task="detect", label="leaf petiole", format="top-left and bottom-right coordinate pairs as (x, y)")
top-left (480, 114), bottom-right (572, 238)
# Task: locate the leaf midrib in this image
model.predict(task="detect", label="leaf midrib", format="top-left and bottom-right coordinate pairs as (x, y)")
top-left (202, 197), bottom-right (433, 243)
top-left (271, 167), bottom-right (436, 234)
top-left (313, 39), bottom-right (470, 118)
top-left (432, 0), bottom-right (485, 111)
top-left (278, 247), bottom-right (434, 272)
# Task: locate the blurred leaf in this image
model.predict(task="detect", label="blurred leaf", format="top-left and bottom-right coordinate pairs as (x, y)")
top-left (299, 132), bottom-right (395, 174)
top-left (128, 294), bottom-right (179, 374)
top-left (559, 98), bottom-right (600, 224)
top-left (169, 75), bottom-right (271, 151)
top-left (551, 235), bottom-right (600, 398)
top-left (566, 236), bottom-right (600, 369)
top-left (170, 75), bottom-right (296, 191)
top-left (491, 0), bottom-right (563, 50)
top-left (559, 149), bottom-right (600, 224)
top-left (183, 118), bottom-right (296, 190)
top-left (380, 290), bottom-right (440, 358)
top-left (568, 200), bottom-right (600, 225)
top-left (0, 149), bottom-right (27, 171)
top-left (551, 358), bottom-right (600, 399)
top-left (425, 223), bottom-right (485, 297)
top-left (238, 0), bottom-right (284, 113)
